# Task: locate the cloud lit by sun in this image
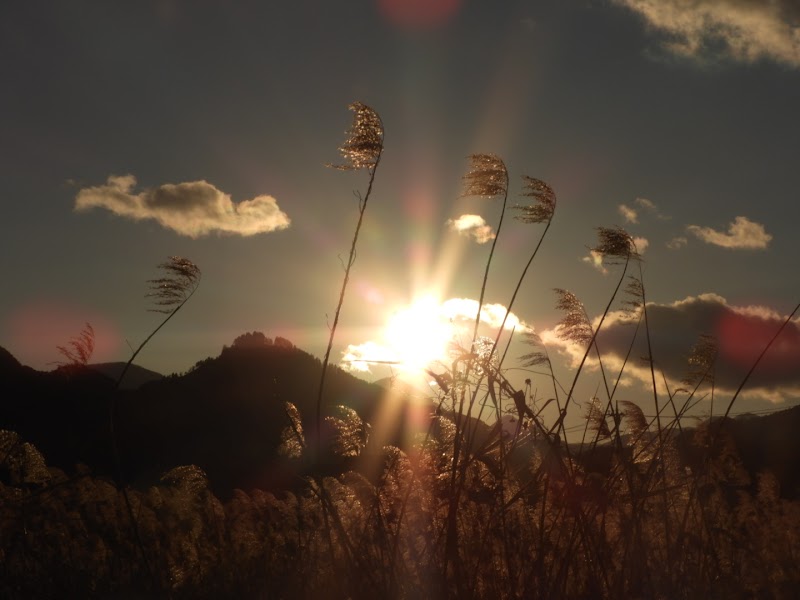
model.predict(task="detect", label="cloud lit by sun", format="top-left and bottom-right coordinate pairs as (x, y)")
top-left (341, 295), bottom-right (529, 375)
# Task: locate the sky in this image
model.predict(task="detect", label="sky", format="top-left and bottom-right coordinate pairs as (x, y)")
top-left (2, 0), bottom-right (799, 429)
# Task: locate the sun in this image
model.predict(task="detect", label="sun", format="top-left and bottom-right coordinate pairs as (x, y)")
top-left (383, 295), bottom-right (457, 372)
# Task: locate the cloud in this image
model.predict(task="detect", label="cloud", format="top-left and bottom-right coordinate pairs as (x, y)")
top-left (632, 236), bottom-right (649, 254)
top-left (612, 0), bottom-right (800, 68)
top-left (342, 341), bottom-right (396, 372)
top-left (635, 197), bottom-right (670, 220)
top-left (686, 216), bottom-right (772, 249)
top-left (667, 236), bottom-right (688, 250)
top-left (619, 198), bottom-right (670, 225)
top-left (75, 175), bottom-right (291, 238)
top-left (542, 293), bottom-right (800, 403)
top-left (618, 204), bottom-right (638, 224)
top-left (440, 298), bottom-right (528, 332)
top-left (446, 214), bottom-right (495, 244)
top-left (582, 250), bottom-right (609, 275)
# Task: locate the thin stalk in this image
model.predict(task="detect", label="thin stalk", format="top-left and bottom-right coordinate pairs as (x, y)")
top-left (109, 272), bottom-right (200, 592)
top-left (315, 155), bottom-right (382, 460)
top-left (549, 255), bottom-right (631, 441)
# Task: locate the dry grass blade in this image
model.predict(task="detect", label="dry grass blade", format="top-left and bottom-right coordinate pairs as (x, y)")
top-left (55, 322), bottom-right (95, 367)
top-left (553, 288), bottom-right (593, 346)
top-left (327, 102), bottom-right (384, 170)
top-left (146, 256), bottom-right (201, 314)
top-left (461, 153), bottom-right (508, 198)
top-left (514, 176), bottom-right (556, 223)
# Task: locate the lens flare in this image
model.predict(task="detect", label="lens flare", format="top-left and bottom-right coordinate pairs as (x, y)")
top-left (384, 295), bottom-right (456, 371)
top-left (378, 0), bottom-right (461, 30)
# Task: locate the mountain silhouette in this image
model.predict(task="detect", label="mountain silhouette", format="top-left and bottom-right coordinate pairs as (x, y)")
top-left (0, 338), bottom-right (410, 496)
top-left (2, 338), bottom-right (799, 498)
top-left (89, 362), bottom-right (163, 390)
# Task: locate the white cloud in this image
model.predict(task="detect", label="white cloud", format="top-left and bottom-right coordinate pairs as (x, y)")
top-left (446, 214), bottom-right (495, 244)
top-left (635, 197), bottom-right (656, 211)
top-left (687, 216), bottom-right (772, 249)
top-left (582, 250), bottom-right (609, 275)
top-left (342, 341), bottom-right (396, 372)
top-left (619, 198), bottom-right (669, 225)
top-left (613, 0), bottom-right (800, 68)
top-left (635, 197), bottom-right (670, 220)
top-left (618, 204), bottom-right (638, 224)
top-left (542, 293), bottom-right (800, 403)
top-left (632, 236), bottom-right (649, 254)
top-left (75, 175), bottom-right (291, 238)
top-left (440, 298), bottom-right (528, 331)
top-left (667, 236), bottom-right (688, 250)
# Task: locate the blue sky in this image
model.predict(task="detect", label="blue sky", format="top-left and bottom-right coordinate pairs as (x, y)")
top-left (2, 0), bottom-right (798, 424)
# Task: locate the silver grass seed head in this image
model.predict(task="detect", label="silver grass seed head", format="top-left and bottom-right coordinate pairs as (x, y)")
top-left (461, 153), bottom-right (508, 198)
top-left (513, 176), bottom-right (556, 224)
top-left (146, 256), bottom-right (201, 314)
top-left (553, 288), bottom-right (593, 346)
top-left (586, 397), bottom-right (611, 438)
top-left (520, 331), bottom-right (550, 367)
top-left (592, 226), bottom-right (638, 263)
top-left (619, 400), bottom-right (648, 438)
top-left (160, 465), bottom-right (209, 495)
top-left (683, 333), bottom-right (718, 386)
top-left (622, 276), bottom-right (644, 314)
top-left (328, 102), bottom-right (384, 171)
top-left (55, 322), bottom-right (95, 367)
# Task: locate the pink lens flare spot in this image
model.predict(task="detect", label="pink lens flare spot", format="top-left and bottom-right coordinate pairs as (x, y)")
top-left (7, 301), bottom-right (120, 369)
top-left (378, 0), bottom-right (462, 30)
top-left (717, 311), bottom-right (800, 375)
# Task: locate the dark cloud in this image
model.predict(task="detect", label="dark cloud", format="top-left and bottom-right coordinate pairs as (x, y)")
top-left (544, 294), bottom-right (800, 403)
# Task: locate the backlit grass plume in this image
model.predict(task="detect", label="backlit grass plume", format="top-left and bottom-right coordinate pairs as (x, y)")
top-left (146, 256), bottom-right (202, 314)
top-left (519, 331), bottom-right (550, 368)
top-left (586, 396), bottom-right (611, 438)
top-left (683, 333), bottom-right (718, 388)
top-left (622, 275), bottom-right (644, 314)
top-left (554, 288), bottom-right (593, 346)
top-left (55, 322), bottom-right (95, 368)
top-left (592, 225), bottom-right (637, 263)
top-left (328, 102), bottom-right (384, 171)
top-left (461, 153), bottom-right (508, 198)
top-left (514, 176), bottom-right (556, 224)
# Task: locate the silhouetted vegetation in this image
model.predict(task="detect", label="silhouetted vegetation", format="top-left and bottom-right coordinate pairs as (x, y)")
top-left (2, 103), bottom-right (799, 598)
